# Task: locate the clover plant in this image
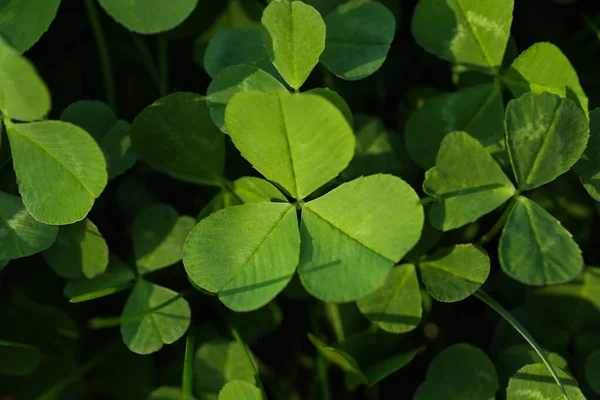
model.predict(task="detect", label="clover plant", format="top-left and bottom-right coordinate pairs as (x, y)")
top-left (2, 0), bottom-right (600, 399)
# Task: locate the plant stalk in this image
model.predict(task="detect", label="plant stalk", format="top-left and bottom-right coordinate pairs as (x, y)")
top-left (477, 195), bottom-right (518, 246)
top-left (181, 335), bottom-right (195, 400)
top-left (231, 326), bottom-right (269, 400)
top-left (84, 0), bottom-right (117, 111)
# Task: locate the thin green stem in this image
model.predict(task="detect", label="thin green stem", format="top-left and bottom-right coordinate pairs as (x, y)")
top-left (324, 303), bottom-right (345, 342)
top-left (181, 335), bottom-right (195, 400)
top-left (70, 280), bottom-right (135, 303)
top-left (419, 196), bottom-right (434, 205)
top-left (131, 33), bottom-right (162, 94)
top-left (158, 36), bottom-right (169, 96)
top-left (88, 293), bottom-right (183, 329)
top-left (477, 195), bottom-right (517, 246)
top-left (316, 355), bottom-right (332, 400)
top-left (231, 326), bottom-right (268, 399)
top-left (474, 290), bottom-right (568, 400)
top-left (84, 0), bottom-right (117, 111)
top-left (36, 342), bottom-right (114, 400)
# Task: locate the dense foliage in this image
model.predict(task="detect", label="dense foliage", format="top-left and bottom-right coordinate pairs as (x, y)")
top-left (1, 0), bottom-right (600, 399)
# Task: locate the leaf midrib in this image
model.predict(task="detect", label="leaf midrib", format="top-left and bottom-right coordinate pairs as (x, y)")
top-left (278, 96), bottom-right (299, 198)
top-left (420, 259), bottom-right (483, 285)
top-left (454, 0), bottom-right (498, 73)
top-left (7, 126), bottom-right (95, 197)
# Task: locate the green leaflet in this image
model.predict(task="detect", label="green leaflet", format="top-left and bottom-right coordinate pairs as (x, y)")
top-left (503, 42), bottom-right (589, 118)
top-left (207, 64), bottom-right (287, 133)
top-left (133, 204), bottom-right (195, 274)
top-left (299, 175), bottom-right (423, 302)
top-left (121, 281), bottom-right (191, 355)
top-left (497, 344), bottom-right (568, 387)
top-left (305, 88), bottom-right (354, 128)
top-left (414, 344), bottom-right (498, 400)
top-left (97, 0), bottom-right (198, 34)
top-left (423, 131), bottom-right (515, 231)
top-left (43, 218), bottom-right (109, 279)
top-left (63, 254), bottom-right (136, 302)
top-left (419, 244), bottom-right (490, 302)
top-left (0, 340), bottom-right (41, 377)
top-left (309, 332), bottom-right (423, 386)
top-left (320, 0), bottom-right (396, 81)
top-left (183, 202), bottom-right (300, 311)
top-left (0, 191), bottom-right (57, 260)
top-left (505, 92), bottom-right (589, 191)
top-left (61, 100), bottom-right (137, 178)
top-left (261, 0), bottom-right (326, 90)
top-left (574, 108), bottom-right (600, 200)
top-left (149, 387), bottom-right (197, 400)
top-left (585, 349), bottom-right (600, 394)
top-left (506, 364), bottom-right (584, 400)
top-left (195, 340), bottom-right (256, 398)
top-left (0, 0), bottom-right (62, 53)
top-left (6, 120), bottom-right (107, 225)
top-left (405, 83), bottom-right (505, 169)
top-left (411, 0), bottom-right (513, 75)
top-left (204, 28), bottom-right (278, 80)
top-left (342, 114), bottom-right (400, 179)
top-left (218, 381), bottom-right (263, 400)
top-left (356, 264), bottom-right (422, 333)
top-left (225, 91), bottom-right (355, 200)
top-left (499, 196), bottom-right (583, 286)
top-left (0, 36), bottom-right (51, 121)
top-left (131, 92), bottom-right (226, 186)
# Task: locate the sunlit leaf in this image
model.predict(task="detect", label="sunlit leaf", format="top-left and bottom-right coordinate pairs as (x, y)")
top-left (6, 120), bottom-right (107, 225)
top-left (225, 91), bottom-right (355, 199)
top-left (218, 381), bottom-right (262, 400)
top-left (506, 363), bottom-right (584, 400)
top-left (184, 202), bottom-right (300, 311)
top-left (423, 131), bottom-right (515, 231)
top-left (499, 196), bottom-right (583, 286)
top-left (299, 175), bottom-right (423, 302)
top-left (505, 92), bottom-right (589, 191)
top-left (261, 0), bottom-right (325, 89)
top-left (357, 264), bottom-right (422, 333)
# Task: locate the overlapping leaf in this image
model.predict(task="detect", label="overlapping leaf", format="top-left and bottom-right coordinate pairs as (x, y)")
top-left (6, 120), bottom-right (107, 224)
top-left (506, 364), bottom-right (585, 400)
top-left (299, 175), bottom-right (423, 302)
top-left (218, 381), bottom-right (262, 400)
top-left (423, 131), bottom-right (515, 231)
top-left (0, 0), bottom-right (62, 53)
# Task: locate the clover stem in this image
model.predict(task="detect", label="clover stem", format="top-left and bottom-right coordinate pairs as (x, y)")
top-left (158, 35), bottom-right (169, 96)
top-left (84, 0), bottom-right (117, 111)
top-left (474, 289), bottom-right (568, 400)
top-left (181, 335), bottom-right (195, 400)
top-left (231, 326), bottom-right (269, 400)
top-left (477, 195), bottom-right (518, 246)
top-left (324, 303), bottom-right (345, 342)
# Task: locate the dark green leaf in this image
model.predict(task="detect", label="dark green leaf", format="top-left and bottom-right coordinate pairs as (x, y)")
top-left (574, 108), bottom-right (600, 200)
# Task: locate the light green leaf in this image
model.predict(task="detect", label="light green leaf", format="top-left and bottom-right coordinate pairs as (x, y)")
top-left (506, 364), bottom-right (584, 400)
top-left (497, 344), bottom-right (568, 386)
top-left (133, 204), bottom-right (195, 274)
top-left (0, 340), bottom-right (41, 377)
top-left (61, 100), bottom-right (136, 178)
top-left (207, 64), bottom-right (287, 133)
top-left (261, 0), bottom-right (326, 90)
top-left (574, 108), bottom-right (600, 200)
top-left (63, 254), bottom-right (136, 302)
top-left (148, 387), bottom-right (197, 400)
top-left (585, 349), bottom-right (600, 394)
top-left (121, 280), bottom-right (191, 355)
top-left (405, 83), bottom-right (505, 169)
top-left (357, 264), bottom-right (422, 333)
top-left (503, 42), bottom-right (589, 117)
top-left (183, 202), bottom-right (300, 311)
top-left (98, 0), bottom-right (198, 34)
top-left (299, 174), bottom-right (423, 302)
top-left (204, 28), bottom-right (279, 79)
top-left (305, 87), bottom-right (354, 128)
top-left (499, 196), bottom-right (583, 286)
top-left (218, 381), bottom-right (262, 400)
top-left (195, 340), bottom-right (256, 398)
top-left (0, 191), bottom-right (57, 260)
top-left (505, 92), bottom-right (589, 191)
top-left (411, 0), bottom-right (513, 75)
top-left (6, 120), bottom-right (107, 224)
top-left (320, 0), bottom-right (395, 80)
top-left (43, 218), bottom-right (109, 279)
top-left (423, 131), bottom-right (515, 231)
top-left (230, 176), bottom-right (288, 204)
top-left (414, 344), bottom-right (498, 400)
top-left (0, 0), bottom-right (61, 53)
top-left (225, 91), bottom-right (355, 199)
top-left (132, 92), bottom-right (225, 186)
top-left (308, 332), bottom-right (423, 386)
top-left (419, 244), bottom-right (490, 302)
top-left (0, 36), bottom-right (51, 121)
